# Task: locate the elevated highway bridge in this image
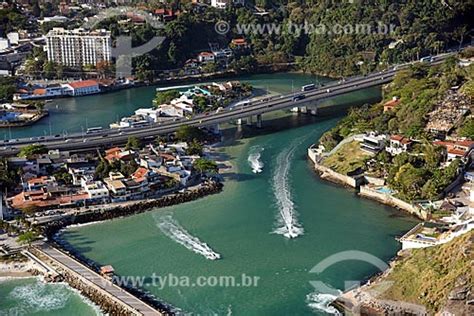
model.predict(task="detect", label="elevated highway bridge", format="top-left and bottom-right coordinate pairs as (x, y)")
top-left (0, 53), bottom-right (454, 156)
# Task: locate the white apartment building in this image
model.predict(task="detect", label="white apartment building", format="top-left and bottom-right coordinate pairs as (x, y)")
top-left (45, 28), bottom-right (111, 67)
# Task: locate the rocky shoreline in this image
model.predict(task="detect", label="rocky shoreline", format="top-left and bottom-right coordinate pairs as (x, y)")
top-left (40, 180), bottom-right (223, 238)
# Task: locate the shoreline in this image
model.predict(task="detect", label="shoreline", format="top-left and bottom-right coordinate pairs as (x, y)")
top-left (0, 111), bottom-right (49, 128)
top-left (310, 156), bottom-right (426, 220)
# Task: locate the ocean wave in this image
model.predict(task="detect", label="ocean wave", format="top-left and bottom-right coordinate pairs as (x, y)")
top-left (306, 292), bottom-right (342, 315)
top-left (154, 214), bottom-right (221, 260)
top-left (247, 145), bottom-right (264, 173)
top-left (271, 137), bottom-right (306, 238)
top-left (8, 281), bottom-right (72, 312)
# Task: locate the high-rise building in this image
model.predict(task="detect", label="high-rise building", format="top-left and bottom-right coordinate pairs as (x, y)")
top-left (45, 28), bottom-right (112, 67)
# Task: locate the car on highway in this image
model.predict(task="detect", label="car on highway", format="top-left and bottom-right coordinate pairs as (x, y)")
top-left (292, 94), bottom-right (306, 102)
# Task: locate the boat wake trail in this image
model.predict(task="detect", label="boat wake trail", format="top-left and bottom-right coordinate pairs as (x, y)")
top-left (247, 145), bottom-right (264, 173)
top-left (306, 291), bottom-right (342, 315)
top-left (154, 214), bottom-right (221, 260)
top-left (271, 137), bottom-right (306, 239)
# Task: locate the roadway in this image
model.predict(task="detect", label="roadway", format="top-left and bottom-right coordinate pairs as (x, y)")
top-left (0, 53), bottom-right (454, 156)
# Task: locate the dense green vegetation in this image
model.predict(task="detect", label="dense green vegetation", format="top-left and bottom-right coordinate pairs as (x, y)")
top-left (16, 1), bottom-right (473, 79)
top-left (0, 7), bottom-right (28, 37)
top-left (0, 77), bottom-right (17, 101)
top-left (320, 60), bottom-right (473, 151)
top-left (175, 125), bottom-right (207, 142)
top-left (94, 158), bottom-right (139, 179)
top-left (318, 59), bottom-right (473, 201)
top-left (125, 136), bottom-right (142, 150)
top-left (134, 0), bottom-right (472, 76)
top-left (0, 158), bottom-right (20, 192)
top-left (193, 158), bottom-right (218, 175)
top-left (17, 144), bottom-right (48, 158)
top-left (154, 90), bottom-right (181, 106)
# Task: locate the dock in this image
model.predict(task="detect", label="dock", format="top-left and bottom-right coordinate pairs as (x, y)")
top-left (33, 243), bottom-right (163, 316)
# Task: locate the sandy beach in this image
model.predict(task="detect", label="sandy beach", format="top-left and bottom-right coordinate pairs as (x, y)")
top-left (0, 260), bottom-right (36, 278)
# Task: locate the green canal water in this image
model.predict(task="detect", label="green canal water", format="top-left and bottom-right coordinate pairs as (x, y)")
top-left (1, 73), bottom-right (417, 315)
top-left (60, 117), bottom-right (417, 315)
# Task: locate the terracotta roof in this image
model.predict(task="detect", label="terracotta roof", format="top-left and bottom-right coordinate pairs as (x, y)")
top-left (390, 135), bottom-right (403, 141)
top-left (384, 98), bottom-right (400, 108)
top-left (231, 38), bottom-right (247, 45)
top-left (10, 191), bottom-right (88, 209)
top-left (132, 167), bottom-right (148, 180)
top-left (33, 88), bottom-right (46, 95)
top-left (390, 135), bottom-right (411, 144)
top-left (433, 141), bottom-right (453, 147)
top-left (199, 52), bottom-right (214, 57)
top-left (68, 80), bottom-right (98, 89)
top-left (455, 140), bottom-right (474, 148)
top-left (27, 176), bottom-right (51, 185)
top-left (105, 147), bottom-right (121, 155)
top-left (100, 265), bottom-right (115, 274)
top-left (448, 148), bottom-right (466, 156)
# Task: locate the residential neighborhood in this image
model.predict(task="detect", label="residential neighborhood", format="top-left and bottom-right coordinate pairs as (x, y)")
top-left (4, 136), bottom-right (218, 215)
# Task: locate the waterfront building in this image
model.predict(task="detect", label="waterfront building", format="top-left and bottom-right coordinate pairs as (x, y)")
top-left (134, 108), bottom-right (162, 123)
top-left (62, 80), bottom-right (100, 96)
top-left (45, 28), bottom-right (111, 67)
top-left (83, 181), bottom-right (110, 203)
top-left (14, 85), bottom-right (65, 101)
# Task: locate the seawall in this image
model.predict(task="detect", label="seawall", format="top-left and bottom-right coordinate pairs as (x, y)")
top-left (308, 147), bottom-right (426, 219)
top-left (39, 181), bottom-right (223, 237)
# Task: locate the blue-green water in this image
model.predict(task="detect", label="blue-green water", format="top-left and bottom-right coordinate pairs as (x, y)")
top-left (60, 117), bottom-right (417, 315)
top-left (1, 72), bottom-right (409, 315)
top-left (0, 277), bottom-right (101, 315)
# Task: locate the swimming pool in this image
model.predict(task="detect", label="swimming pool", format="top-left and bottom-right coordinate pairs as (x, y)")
top-left (0, 111), bottom-right (20, 122)
top-left (376, 186), bottom-right (394, 194)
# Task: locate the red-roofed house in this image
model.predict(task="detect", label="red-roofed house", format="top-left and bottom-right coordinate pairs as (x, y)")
top-left (197, 52), bottom-right (215, 63)
top-left (383, 96), bottom-right (400, 112)
top-left (131, 167), bottom-right (148, 183)
top-left (434, 140), bottom-right (474, 162)
top-left (153, 8), bottom-right (178, 21)
top-left (62, 80), bottom-right (100, 96)
top-left (386, 135), bottom-right (413, 155)
top-left (25, 176), bottom-right (57, 191)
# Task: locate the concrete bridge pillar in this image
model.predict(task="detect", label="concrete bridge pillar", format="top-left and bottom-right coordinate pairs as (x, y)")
top-left (256, 114), bottom-right (262, 128)
top-left (299, 106), bottom-right (308, 114)
top-left (291, 107), bottom-right (299, 113)
top-left (236, 118), bottom-right (243, 125)
top-left (310, 108), bottom-right (318, 116)
top-left (247, 116), bottom-right (253, 126)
